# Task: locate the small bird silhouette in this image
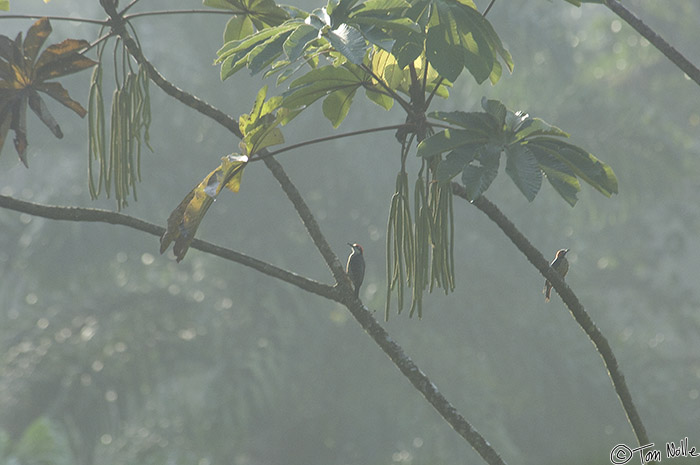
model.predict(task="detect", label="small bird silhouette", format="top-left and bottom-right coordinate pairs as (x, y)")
top-left (544, 248), bottom-right (569, 302)
top-left (346, 243), bottom-right (365, 298)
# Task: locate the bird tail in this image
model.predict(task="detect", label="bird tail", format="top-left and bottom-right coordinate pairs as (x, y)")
top-left (543, 282), bottom-right (552, 302)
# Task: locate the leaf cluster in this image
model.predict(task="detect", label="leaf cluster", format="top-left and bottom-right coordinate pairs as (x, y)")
top-left (0, 18), bottom-right (96, 166)
top-left (418, 98), bottom-right (618, 206)
top-left (211, 0), bottom-right (513, 127)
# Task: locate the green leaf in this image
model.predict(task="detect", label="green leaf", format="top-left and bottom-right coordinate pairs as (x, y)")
top-left (533, 149), bottom-right (581, 207)
top-left (283, 24), bottom-right (319, 61)
top-left (0, 0), bottom-right (9, 11)
top-left (504, 109), bottom-right (529, 133)
top-left (248, 31), bottom-right (291, 74)
top-left (512, 115), bottom-right (569, 141)
top-left (481, 97), bottom-right (506, 127)
top-left (424, 0), bottom-right (512, 84)
top-left (365, 88), bottom-right (393, 110)
top-left (239, 86), bottom-right (285, 154)
top-left (352, 0), bottom-right (411, 15)
top-left (322, 86), bottom-right (357, 127)
top-left (425, 24), bottom-right (464, 83)
top-left (526, 137), bottom-right (618, 197)
top-left (505, 144), bottom-right (541, 201)
top-left (325, 24), bottom-right (367, 65)
top-left (224, 15), bottom-right (255, 42)
top-left (371, 48), bottom-right (406, 88)
top-left (391, 29), bottom-right (425, 69)
top-left (440, 0), bottom-right (493, 84)
top-left (416, 128), bottom-right (489, 158)
top-left (282, 65), bottom-right (364, 110)
top-left (436, 147), bottom-right (478, 183)
top-left (217, 23), bottom-right (297, 79)
top-left (461, 144), bottom-right (500, 200)
top-left (205, 0), bottom-right (289, 28)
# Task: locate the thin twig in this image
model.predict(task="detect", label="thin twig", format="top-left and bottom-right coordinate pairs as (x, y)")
top-left (252, 124), bottom-right (408, 162)
top-left (123, 9), bottom-right (245, 20)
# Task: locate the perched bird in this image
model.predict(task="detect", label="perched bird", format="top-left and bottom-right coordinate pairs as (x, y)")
top-left (544, 248), bottom-right (569, 302)
top-left (346, 243), bottom-right (365, 298)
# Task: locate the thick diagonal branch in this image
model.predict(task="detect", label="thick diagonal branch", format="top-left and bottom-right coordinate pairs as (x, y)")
top-left (97, 5), bottom-right (510, 462)
top-left (263, 157), bottom-right (507, 465)
top-left (452, 184), bottom-right (651, 451)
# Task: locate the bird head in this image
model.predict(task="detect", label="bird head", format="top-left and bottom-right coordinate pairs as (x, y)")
top-left (347, 243), bottom-right (363, 254)
top-left (556, 248), bottom-right (569, 258)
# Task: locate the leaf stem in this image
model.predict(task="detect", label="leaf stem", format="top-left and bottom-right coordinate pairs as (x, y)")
top-left (123, 9), bottom-right (245, 21)
top-left (251, 124), bottom-right (408, 162)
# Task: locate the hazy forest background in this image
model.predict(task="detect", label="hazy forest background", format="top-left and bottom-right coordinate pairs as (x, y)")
top-left (1, 1), bottom-right (700, 464)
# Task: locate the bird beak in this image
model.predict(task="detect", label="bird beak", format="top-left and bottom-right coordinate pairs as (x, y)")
top-left (347, 242), bottom-right (353, 247)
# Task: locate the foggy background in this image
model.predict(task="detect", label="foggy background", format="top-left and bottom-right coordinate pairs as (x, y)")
top-left (1, 1), bottom-right (700, 464)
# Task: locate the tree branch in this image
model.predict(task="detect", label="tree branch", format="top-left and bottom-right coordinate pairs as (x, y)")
top-left (344, 298), bottom-right (508, 465)
top-left (94, 6), bottom-right (510, 463)
top-left (261, 155), bottom-right (350, 286)
top-left (0, 195), bottom-right (334, 299)
top-left (603, 0), bottom-right (700, 88)
top-left (451, 184), bottom-right (652, 451)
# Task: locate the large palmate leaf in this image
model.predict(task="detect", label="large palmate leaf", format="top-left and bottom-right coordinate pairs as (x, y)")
top-left (280, 64), bottom-right (369, 126)
top-left (417, 0), bottom-right (513, 84)
top-left (420, 98), bottom-right (617, 206)
top-left (0, 17), bottom-right (96, 166)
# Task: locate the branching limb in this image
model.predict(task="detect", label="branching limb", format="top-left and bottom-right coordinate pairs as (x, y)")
top-left (451, 184), bottom-right (651, 451)
top-left (0, 194), bottom-right (335, 299)
top-left (603, 0), bottom-right (700, 88)
top-left (94, 5), bottom-right (510, 463)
